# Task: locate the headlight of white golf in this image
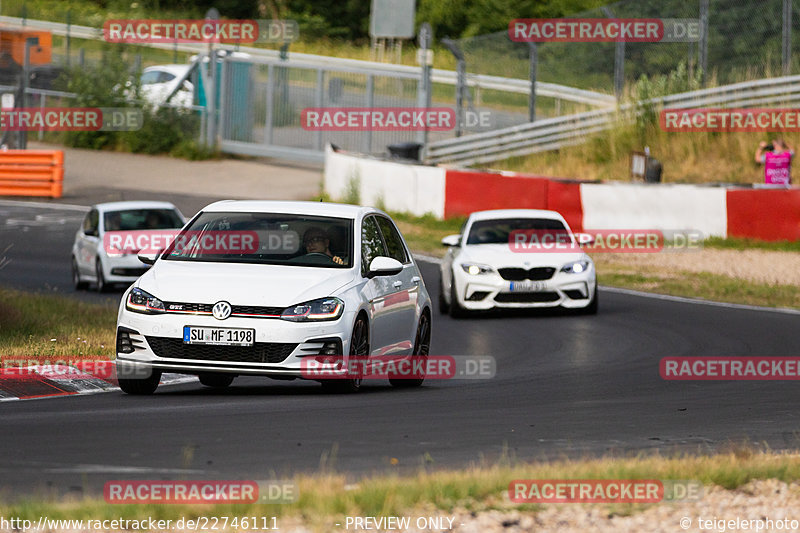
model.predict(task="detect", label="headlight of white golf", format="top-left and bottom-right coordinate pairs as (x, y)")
top-left (126, 287), bottom-right (166, 314)
top-left (280, 297), bottom-right (344, 322)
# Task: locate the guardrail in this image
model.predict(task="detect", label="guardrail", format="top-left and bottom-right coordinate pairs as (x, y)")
top-left (0, 150), bottom-right (64, 198)
top-left (0, 15), bottom-right (614, 108)
top-left (426, 75), bottom-right (800, 166)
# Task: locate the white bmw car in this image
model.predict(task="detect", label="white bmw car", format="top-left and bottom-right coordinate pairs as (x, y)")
top-left (115, 201), bottom-right (432, 394)
top-left (439, 209), bottom-right (597, 317)
top-left (72, 201), bottom-right (185, 292)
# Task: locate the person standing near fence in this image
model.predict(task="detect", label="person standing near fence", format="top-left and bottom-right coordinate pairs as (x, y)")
top-left (755, 138), bottom-right (794, 186)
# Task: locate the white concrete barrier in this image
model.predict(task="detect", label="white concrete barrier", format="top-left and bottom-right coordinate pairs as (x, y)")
top-left (324, 145), bottom-right (446, 218)
top-left (580, 183), bottom-right (728, 237)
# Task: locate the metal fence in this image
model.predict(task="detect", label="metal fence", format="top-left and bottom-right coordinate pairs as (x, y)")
top-left (454, 0), bottom-right (800, 98)
top-left (217, 54), bottom-right (428, 163)
top-left (426, 75), bottom-right (800, 166)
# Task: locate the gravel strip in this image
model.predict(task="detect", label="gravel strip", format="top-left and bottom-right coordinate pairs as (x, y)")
top-left (594, 249), bottom-right (800, 287)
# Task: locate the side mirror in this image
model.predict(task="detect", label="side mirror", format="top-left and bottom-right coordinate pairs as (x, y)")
top-left (138, 251), bottom-right (159, 265)
top-left (576, 233), bottom-right (594, 246)
top-left (441, 234), bottom-right (461, 247)
top-left (367, 256), bottom-right (403, 278)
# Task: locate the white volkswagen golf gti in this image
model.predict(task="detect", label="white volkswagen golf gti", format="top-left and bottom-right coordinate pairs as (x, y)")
top-left (115, 201), bottom-right (432, 394)
top-left (439, 209), bottom-right (597, 317)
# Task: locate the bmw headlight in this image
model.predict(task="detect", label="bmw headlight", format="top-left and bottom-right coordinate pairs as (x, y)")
top-left (281, 297), bottom-right (344, 322)
top-left (460, 263), bottom-right (494, 275)
top-left (125, 287), bottom-right (166, 314)
top-left (561, 260), bottom-right (591, 274)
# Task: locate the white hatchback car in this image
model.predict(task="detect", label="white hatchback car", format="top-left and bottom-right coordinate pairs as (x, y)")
top-left (115, 201), bottom-right (432, 394)
top-left (439, 209), bottom-right (597, 317)
top-left (72, 201), bottom-right (185, 292)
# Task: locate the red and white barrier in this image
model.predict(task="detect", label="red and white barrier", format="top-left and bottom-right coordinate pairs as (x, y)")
top-left (323, 147), bottom-right (800, 241)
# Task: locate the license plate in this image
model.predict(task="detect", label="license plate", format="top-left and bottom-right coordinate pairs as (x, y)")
top-left (183, 326), bottom-right (255, 346)
top-left (509, 280), bottom-right (548, 292)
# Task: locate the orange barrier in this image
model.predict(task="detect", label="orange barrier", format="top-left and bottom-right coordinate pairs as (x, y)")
top-left (0, 150), bottom-right (64, 198)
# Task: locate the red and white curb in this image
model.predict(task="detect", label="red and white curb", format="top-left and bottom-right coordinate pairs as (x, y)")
top-left (0, 362), bottom-right (195, 401)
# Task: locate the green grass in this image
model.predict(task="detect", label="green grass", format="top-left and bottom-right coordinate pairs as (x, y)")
top-left (598, 269), bottom-right (800, 309)
top-left (0, 287), bottom-right (116, 358)
top-left (704, 236), bottom-right (800, 253)
top-left (2, 450), bottom-right (800, 526)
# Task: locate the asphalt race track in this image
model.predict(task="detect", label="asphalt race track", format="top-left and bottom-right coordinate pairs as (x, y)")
top-left (2, 199), bottom-right (800, 498)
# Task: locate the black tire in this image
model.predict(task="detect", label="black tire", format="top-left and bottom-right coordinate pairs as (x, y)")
top-left (199, 373), bottom-right (235, 388)
top-left (390, 312), bottom-right (431, 388)
top-left (580, 285), bottom-right (599, 315)
top-left (95, 260), bottom-right (107, 292)
top-left (449, 273), bottom-right (469, 318)
top-left (438, 274), bottom-right (450, 314)
top-left (72, 257), bottom-right (88, 290)
top-left (118, 370), bottom-right (161, 395)
top-left (322, 316), bottom-right (368, 393)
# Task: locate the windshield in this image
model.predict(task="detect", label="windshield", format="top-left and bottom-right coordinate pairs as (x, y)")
top-left (466, 217), bottom-right (571, 245)
top-left (163, 212), bottom-right (353, 268)
top-left (103, 209), bottom-right (183, 231)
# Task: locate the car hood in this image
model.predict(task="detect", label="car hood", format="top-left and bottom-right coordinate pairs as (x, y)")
top-left (457, 244), bottom-right (588, 268)
top-left (137, 260), bottom-right (355, 306)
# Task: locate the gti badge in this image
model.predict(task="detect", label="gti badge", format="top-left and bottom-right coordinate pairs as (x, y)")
top-left (212, 301), bottom-right (232, 320)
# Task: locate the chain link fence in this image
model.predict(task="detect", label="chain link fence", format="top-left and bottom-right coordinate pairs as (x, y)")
top-left (449, 0), bottom-right (800, 125)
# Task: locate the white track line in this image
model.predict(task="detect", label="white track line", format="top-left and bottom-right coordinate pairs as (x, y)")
top-left (413, 254), bottom-right (800, 315)
top-left (0, 199), bottom-right (89, 211)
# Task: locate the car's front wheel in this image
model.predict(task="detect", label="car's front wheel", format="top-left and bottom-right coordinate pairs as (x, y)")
top-left (118, 370), bottom-right (162, 395)
top-left (438, 275), bottom-right (450, 314)
top-left (95, 260), bottom-right (107, 292)
top-left (199, 373), bottom-right (235, 388)
top-left (72, 257), bottom-right (88, 290)
top-left (322, 316), bottom-right (368, 393)
top-left (449, 273), bottom-right (469, 318)
top-left (390, 312), bottom-right (430, 388)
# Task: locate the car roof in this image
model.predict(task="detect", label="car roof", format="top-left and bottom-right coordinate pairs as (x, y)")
top-left (92, 201), bottom-right (179, 212)
top-left (468, 209), bottom-right (566, 221)
top-left (200, 200), bottom-right (375, 219)
top-left (143, 64), bottom-right (190, 75)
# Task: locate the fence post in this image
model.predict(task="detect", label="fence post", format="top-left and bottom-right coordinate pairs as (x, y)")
top-left (416, 23), bottom-right (433, 156)
top-left (363, 73), bottom-right (374, 153)
top-left (441, 38), bottom-right (465, 137)
top-left (602, 7), bottom-right (625, 101)
top-left (783, 0), bottom-right (792, 75)
top-left (66, 10), bottom-right (71, 66)
top-left (528, 42), bottom-right (537, 123)
top-left (314, 68), bottom-right (324, 150)
top-left (265, 64), bottom-right (274, 145)
top-left (699, 0), bottom-right (709, 85)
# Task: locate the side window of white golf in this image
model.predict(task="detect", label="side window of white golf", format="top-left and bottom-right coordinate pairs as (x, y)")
top-left (83, 209), bottom-right (98, 236)
top-left (375, 216), bottom-right (408, 264)
top-left (361, 216), bottom-right (387, 275)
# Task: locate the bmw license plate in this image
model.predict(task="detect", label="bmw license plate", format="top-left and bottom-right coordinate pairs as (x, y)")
top-left (509, 281), bottom-right (547, 292)
top-left (183, 326), bottom-right (255, 346)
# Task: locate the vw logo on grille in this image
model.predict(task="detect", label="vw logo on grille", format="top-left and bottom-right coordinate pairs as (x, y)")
top-left (212, 301), bottom-right (232, 320)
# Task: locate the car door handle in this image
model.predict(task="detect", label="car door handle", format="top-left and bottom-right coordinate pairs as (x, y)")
top-left (393, 280), bottom-right (403, 288)
top-left (411, 276), bottom-right (421, 284)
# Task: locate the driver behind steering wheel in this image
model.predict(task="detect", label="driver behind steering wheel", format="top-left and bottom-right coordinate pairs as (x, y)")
top-left (303, 227), bottom-right (344, 265)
